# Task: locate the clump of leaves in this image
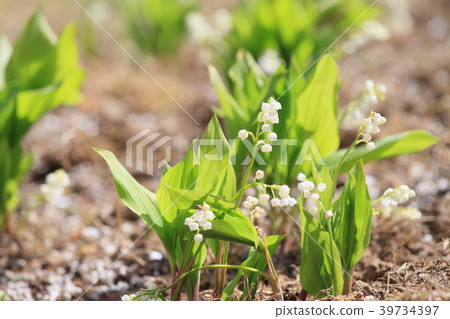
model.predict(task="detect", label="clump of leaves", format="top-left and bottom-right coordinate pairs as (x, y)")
top-left (210, 52), bottom-right (437, 193)
top-left (97, 116), bottom-right (284, 300)
top-left (0, 9), bottom-right (85, 231)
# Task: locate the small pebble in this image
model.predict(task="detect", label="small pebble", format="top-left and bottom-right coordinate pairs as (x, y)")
top-left (148, 251), bottom-right (163, 261)
top-left (82, 226), bottom-right (101, 239)
top-left (421, 234), bottom-right (433, 244)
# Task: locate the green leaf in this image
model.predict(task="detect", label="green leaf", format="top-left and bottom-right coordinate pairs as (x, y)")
top-left (94, 148), bottom-right (167, 234)
top-left (163, 186), bottom-right (259, 247)
top-left (222, 235), bottom-right (285, 300)
top-left (213, 165), bottom-right (236, 201)
top-left (208, 64), bottom-right (248, 138)
top-left (332, 160), bottom-right (372, 269)
top-left (156, 141), bottom-right (199, 223)
top-left (295, 54), bottom-right (339, 159)
top-left (300, 207), bottom-right (343, 296)
top-left (52, 23), bottom-right (85, 105)
top-left (5, 8), bottom-right (57, 90)
top-left (326, 130), bottom-right (438, 173)
top-left (0, 10), bottom-right (85, 230)
top-left (195, 115), bottom-right (232, 192)
top-left (157, 115), bottom-right (234, 222)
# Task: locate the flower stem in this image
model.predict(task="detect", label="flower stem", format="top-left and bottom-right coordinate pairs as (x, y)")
top-left (326, 219), bottom-right (339, 296)
top-left (213, 241), bottom-right (227, 296)
top-left (262, 236), bottom-right (283, 301)
top-left (237, 124), bottom-right (262, 204)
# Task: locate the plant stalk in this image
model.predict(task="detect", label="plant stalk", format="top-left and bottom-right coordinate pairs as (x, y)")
top-left (213, 240), bottom-right (230, 297)
top-left (343, 266), bottom-right (355, 295)
top-left (158, 265), bottom-right (271, 294)
top-left (263, 236), bottom-right (283, 301)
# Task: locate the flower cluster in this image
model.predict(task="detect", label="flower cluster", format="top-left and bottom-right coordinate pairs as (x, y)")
top-left (361, 111), bottom-right (386, 150)
top-left (343, 20), bottom-right (390, 54)
top-left (184, 202), bottom-right (214, 242)
top-left (186, 9), bottom-right (232, 64)
top-left (260, 97), bottom-right (281, 124)
top-left (297, 172), bottom-right (326, 200)
top-left (359, 80), bottom-right (386, 108)
top-left (395, 207), bottom-right (422, 220)
top-left (255, 169), bottom-right (264, 180)
top-left (342, 80), bottom-right (387, 127)
top-left (238, 98), bottom-right (282, 154)
top-left (258, 49), bottom-right (283, 76)
top-left (186, 10), bottom-right (231, 44)
top-left (382, 185), bottom-right (416, 208)
top-left (40, 169), bottom-right (71, 209)
top-left (270, 185), bottom-right (297, 208)
top-left (259, 98), bottom-right (281, 152)
top-left (296, 172), bottom-right (329, 216)
top-left (243, 195), bottom-right (265, 218)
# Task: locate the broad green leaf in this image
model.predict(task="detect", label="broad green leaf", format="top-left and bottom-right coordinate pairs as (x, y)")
top-left (52, 23), bottom-right (86, 105)
top-left (55, 24), bottom-right (79, 74)
top-left (222, 235), bottom-right (285, 300)
top-left (5, 8), bottom-right (57, 90)
top-left (0, 10), bottom-right (85, 231)
top-left (163, 186), bottom-right (259, 247)
top-left (94, 148), bottom-right (167, 234)
top-left (157, 116), bottom-right (233, 222)
top-left (195, 115), bottom-right (231, 192)
top-left (295, 54), bottom-right (339, 159)
top-left (325, 130), bottom-right (438, 173)
top-left (156, 142), bottom-right (199, 223)
top-left (208, 64), bottom-right (247, 137)
top-left (213, 165), bottom-right (236, 201)
top-left (300, 207), bottom-right (343, 296)
top-left (332, 160), bottom-right (372, 269)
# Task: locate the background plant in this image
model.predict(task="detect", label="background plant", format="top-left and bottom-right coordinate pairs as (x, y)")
top-left (210, 52), bottom-right (437, 196)
top-left (217, 0), bottom-right (378, 77)
top-left (116, 0), bottom-right (197, 55)
top-left (0, 9), bottom-right (85, 231)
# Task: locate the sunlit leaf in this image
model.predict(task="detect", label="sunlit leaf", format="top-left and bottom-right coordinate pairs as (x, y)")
top-left (300, 207), bottom-right (343, 296)
top-left (332, 160), bottom-right (372, 269)
top-left (326, 130), bottom-right (438, 173)
top-left (164, 186), bottom-right (259, 247)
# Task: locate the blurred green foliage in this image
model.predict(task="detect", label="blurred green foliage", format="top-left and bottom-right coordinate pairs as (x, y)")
top-left (117, 0), bottom-right (197, 55)
top-left (222, 0), bottom-right (379, 74)
top-left (0, 9), bottom-right (85, 230)
top-left (210, 51), bottom-right (437, 186)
